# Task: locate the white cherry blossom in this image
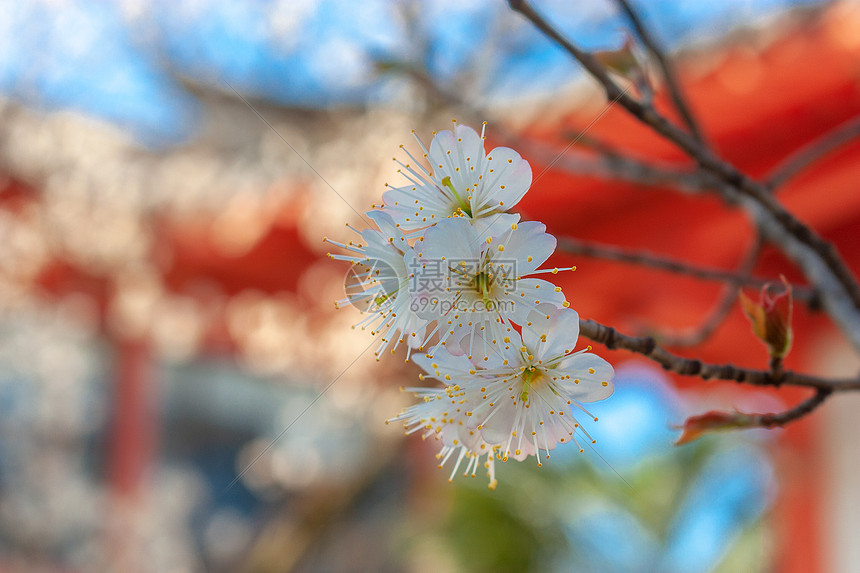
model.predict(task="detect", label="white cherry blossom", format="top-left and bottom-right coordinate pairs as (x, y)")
top-left (411, 216), bottom-right (573, 361)
top-left (413, 308), bottom-right (614, 464)
top-left (324, 122), bottom-right (618, 486)
top-left (325, 210), bottom-right (427, 359)
top-left (382, 121), bottom-right (531, 234)
top-left (387, 353), bottom-right (500, 488)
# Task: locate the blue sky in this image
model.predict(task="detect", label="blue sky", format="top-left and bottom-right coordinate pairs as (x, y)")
top-left (0, 0), bottom-right (826, 146)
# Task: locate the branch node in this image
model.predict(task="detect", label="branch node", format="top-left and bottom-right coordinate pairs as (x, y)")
top-left (642, 336), bottom-right (656, 355)
top-left (604, 325), bottom-right (618, 350)
top-left (686, 360), bottom-right (702, 376)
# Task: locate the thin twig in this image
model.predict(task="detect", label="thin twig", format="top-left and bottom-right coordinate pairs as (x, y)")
top-left (767, 113), bottom-right (860, 189)
top-left (678, 386), bottom-right (832, 441)
top-left (658, 286), bottom-right (741, 346)
top-left (397, 62), bottom-right (708, 191)
top-left (657, 236), bottom-right (763, 347)
top-left (557, 236), bottom-right (820, 307)
top-left (769, 355), bottom-right (784, 380)
top-left (517, 136), bottom-right (706, 190)
top-left (578, 318), bottom-right (860, 391)
top-left (753, 387), bottom-right (832, 428)
top-left (558, 237), bottom-right (755, 285)
top-left (508, 0), bottom-right (860, 317)
top-left (614, 0), bottom-right (706, 144)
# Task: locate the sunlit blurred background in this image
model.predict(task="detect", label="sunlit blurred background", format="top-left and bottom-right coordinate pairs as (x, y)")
top-left (2, 0), bottom-right (860, 571)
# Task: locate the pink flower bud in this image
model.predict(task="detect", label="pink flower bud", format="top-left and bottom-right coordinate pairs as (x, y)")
top-left (739, 275), bottom-right (793, 358)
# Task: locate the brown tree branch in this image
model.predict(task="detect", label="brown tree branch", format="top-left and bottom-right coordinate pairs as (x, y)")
top-left (578, 318), bottom-right (860, 391)
top-left (517, 136), bottom-right (707, 190)
top-left (614, 0), bottom-right (706, 144)
top-left (767, 113), bottom-right (860, 190)
top-left (558, 236), bottom-right (820, 307)
top-left (508, 0), bottom-right (860, 320)
top-left (752, 387), bottom-right (832, 428)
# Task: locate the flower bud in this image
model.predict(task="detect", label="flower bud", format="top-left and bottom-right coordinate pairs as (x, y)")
top-left (739, 275), bottom-right (793, 358)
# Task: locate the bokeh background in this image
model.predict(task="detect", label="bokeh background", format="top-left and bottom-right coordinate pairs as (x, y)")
top-left (1, 0), bottom-right (860, 571)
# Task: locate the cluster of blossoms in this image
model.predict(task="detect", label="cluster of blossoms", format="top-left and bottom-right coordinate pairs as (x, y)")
top-left (326, 121), bottom-right (615, 488)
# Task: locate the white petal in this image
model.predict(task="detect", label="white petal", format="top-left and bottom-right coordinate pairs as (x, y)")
top-left (492, 221), bottom-right (555, 276)
top-left (469, 212), bottom-right (521, 239)
top-left (554, 353), bottom-right (615, 402)
top-left (498, 278), bottom-right (566, 325)
top-left (420, 216), bottom-right (478, 263)
top-left (365, 209), bottom-right (399, 239)
top-left (525, 307), bottom-right (581, 361)
top-left (450, 323), bottom-right (521, 367)
top-left (474, 146), bottom-right (532, 213)
top-left (428, 125), bottom-right (484, 197)
top-left (457, 423), bottom-right (490, 452)
top-left (381, 186), bottom-right (449, 231)
top-left (478, 397), bottom-right (518, 445)
top-left (407, 323), bottom-right (427, 349)
top-left (412, 350), bottom-right (476, 381)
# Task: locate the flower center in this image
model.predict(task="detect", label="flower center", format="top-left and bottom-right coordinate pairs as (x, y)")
top-left (441, 176), bottom-right (472, 217)
top-left (519, 366), bottom-right (544, 402)
top-left (473, 270), bottom-right (494, 306)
